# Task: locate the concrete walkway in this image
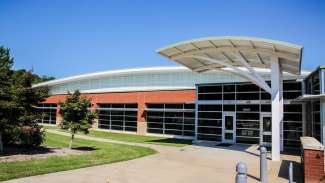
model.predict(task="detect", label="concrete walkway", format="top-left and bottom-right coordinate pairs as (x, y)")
top-left (3, 130), bottom-right (302, 183)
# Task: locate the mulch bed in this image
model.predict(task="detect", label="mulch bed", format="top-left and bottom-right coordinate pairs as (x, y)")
top-left (0, 146), bottom-right (92, 163)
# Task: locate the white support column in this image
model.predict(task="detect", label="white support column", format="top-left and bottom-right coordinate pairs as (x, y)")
top-left (195, 85), bottom-right (199, 141)
top-left (279, 70), bottom-right (284, 151)
top-left (271, 56), bottom-right (282, 161)
top-left (320, 69), bottom-right (325, 144)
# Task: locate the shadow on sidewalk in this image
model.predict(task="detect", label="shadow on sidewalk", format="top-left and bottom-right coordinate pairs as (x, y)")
top-left (278, 160), bottom-right (303, 183)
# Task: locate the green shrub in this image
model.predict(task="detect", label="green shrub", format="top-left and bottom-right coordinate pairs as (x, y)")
top-left (18, 125), bottom-right (45, 147)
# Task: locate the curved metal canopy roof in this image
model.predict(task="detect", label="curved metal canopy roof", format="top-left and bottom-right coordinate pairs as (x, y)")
top-left (157, 36), bottom-right (303, 75)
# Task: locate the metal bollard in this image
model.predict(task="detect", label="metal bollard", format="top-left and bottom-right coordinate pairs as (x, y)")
top-left (288, 162), bottom-right (293, 183)
top-left (260, 146), bottom-right (268, 183)
top-left (236, 162), bottom-right (247, 183)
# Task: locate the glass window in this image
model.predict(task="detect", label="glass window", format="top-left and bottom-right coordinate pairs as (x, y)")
top-left (236, 137), bottom-right (259, 144)
top-left (223, 93), bottom-right (236, 100)
top-left (236, 113), bottom-right (259, 120)
top-left (223, 84), bottom-right (235, 92)
top-left (261, 105), bottom-right (271, 112)
top-left (37, 103), bottom-right (57, 124)
top-left (195, 81), bottom-right (304, 148)
top-left (223, 105), bottom-right (235, 111)
top-left (198, 105), bottom-right (222, 111)
top-left (236, 93), bottom-right (259, 100)
top-left (237, 105), bottom-right (259, 112)
top-left (198, 93), bottom-right (222, 100)
top-left (236, 84), bottom-right (259, 92)
top-left (283, 81), bottom-right (302, 91)
top-left (198, 120), bottom-right (222, 127)
top-left (146, 103), bottom-right (195, 137)
top-left (97, 103), bottom-right (138, 132)
top-left (236, 129), bottom-right (259, 137)
top-left (198, 85), bottom-right (222, 93)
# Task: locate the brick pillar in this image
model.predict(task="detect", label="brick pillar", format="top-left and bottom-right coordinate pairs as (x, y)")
top-left (137, 100), bottom-right (147, 135)
top-left (91, 103), bottom-right (98, 129)
top-left (56, 105), bottom-right (62, 127)
top-left (301, 137), bottom-right (325, 183)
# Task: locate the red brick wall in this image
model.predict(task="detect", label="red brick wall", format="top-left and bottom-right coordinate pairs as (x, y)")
top-left (303, 149), bottom-right (324, 183)
top-left (43, 89), bottom-right (196, 124)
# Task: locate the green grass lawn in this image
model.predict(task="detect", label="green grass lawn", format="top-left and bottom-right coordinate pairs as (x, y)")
top-left (43, 125), bottom-right (192, 147)
top-left (0, 132), bottom-right (156, 181)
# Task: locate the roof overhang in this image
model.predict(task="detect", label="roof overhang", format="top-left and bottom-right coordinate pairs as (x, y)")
top-left (292, 94), bottom-right (325, 103)
top-left (157, 36), bottom-right (303, 75)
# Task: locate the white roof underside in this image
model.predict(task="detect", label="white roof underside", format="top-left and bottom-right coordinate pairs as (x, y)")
top-left (157, 36), bottom-right (303, 75)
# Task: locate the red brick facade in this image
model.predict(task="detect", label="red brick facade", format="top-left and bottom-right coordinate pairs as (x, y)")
top-left (303, 149), bottom-right (325, 183)
top-left (43, 90), bottom-right (196, 133)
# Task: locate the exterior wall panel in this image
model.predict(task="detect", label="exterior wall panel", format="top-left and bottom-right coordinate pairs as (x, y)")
top-left (42, 90), bottom-right (196, 135)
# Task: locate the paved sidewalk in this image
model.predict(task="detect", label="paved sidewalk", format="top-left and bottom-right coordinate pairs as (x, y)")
top-left (3, 130), bottom-right (302, 183)
top-left (44, 129), bottom-right (168, 150)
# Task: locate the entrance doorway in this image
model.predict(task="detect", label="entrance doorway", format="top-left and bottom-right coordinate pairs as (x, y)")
top-left (260, 113), bottom-right (272, 147)
top-left (222, 112), bottom-right (236, 144)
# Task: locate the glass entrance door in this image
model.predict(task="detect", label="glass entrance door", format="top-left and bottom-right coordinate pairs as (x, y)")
top-left (260, 113), bottom-right (272, 147)
top-left (222, 112), bottom-right (236, 144)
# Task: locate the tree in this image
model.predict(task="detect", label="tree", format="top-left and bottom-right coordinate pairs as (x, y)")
top-left (0, 46), bottom-right (15, 153)
top-left (0, 46), bottom-right (51, 153)
top-left (31, 74), bottom-right (55, 84)
top-left (59, 90), bottom-right (96, 149)
top-left (14, 69), bottom-right (55, 84)
top-left (12, 70), bottom-right (49, 146)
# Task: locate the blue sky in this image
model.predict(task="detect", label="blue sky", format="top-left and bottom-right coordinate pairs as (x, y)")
top-left (0, 0), bottom-right (324, 78)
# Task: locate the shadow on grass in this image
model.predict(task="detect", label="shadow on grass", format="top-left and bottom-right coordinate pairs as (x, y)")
top-left (72, 146), bottom-right (98, 151)
top-left (146, 138), bottom-right (192, 145)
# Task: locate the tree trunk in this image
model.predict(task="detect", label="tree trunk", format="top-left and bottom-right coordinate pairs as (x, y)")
top-left (0, 132), bottom-right (3, 154)
top-left (69, 133), bottom-right (74, 149)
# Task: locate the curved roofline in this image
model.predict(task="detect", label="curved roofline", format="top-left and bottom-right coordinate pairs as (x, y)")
top-left (50, 86), bottom-right (196, 95)
top-left (33, 65), bottom-right (311, 88)
top-left (32, 66), bottom-right (191, 88)
top-left (156, 36), bottom-right (303, 52)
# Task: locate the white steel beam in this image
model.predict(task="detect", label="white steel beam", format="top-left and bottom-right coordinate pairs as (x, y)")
top-left (232, 52), bottom-right (272, 93)
top-left (170, 46), bottom-right (301, 62)
top-left (271, 56), bottom-right (282, 161)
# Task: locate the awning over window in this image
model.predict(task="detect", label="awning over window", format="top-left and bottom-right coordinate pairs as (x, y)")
top-left (157, 36), bottom-right (304, 161)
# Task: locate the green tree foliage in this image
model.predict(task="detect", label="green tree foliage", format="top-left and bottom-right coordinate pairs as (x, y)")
top-left (14, 69), bottom-right (55, 84)
top-left (0, 46), bottom-right (15, 153)
top-left (0, 46), bottom-right (52, 153)
top-left (32, 74), bottom-right (55, 84)
top-left (59, 90), bottom-right (97, 149)
top-left (12, 70), bottom-right (49, 146)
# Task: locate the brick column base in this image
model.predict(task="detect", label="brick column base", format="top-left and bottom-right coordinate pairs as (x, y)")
top-left (137, 122), bottom-right (147, 135)
top-left (92, 118), bottom-right (99, 129)
top-left (56, 115), bottom-right (62, 127)
top-left (304, 149), bottom-right (324, 183)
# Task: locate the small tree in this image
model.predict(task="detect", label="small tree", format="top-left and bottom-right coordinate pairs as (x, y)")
top-left (59, 90), bottom-right (96, 149)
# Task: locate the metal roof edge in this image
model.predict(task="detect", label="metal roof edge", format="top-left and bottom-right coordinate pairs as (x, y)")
top-left (156, 36), bottom-right (303, 53)
top-left (32, 66), bottom-right (190, 88)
